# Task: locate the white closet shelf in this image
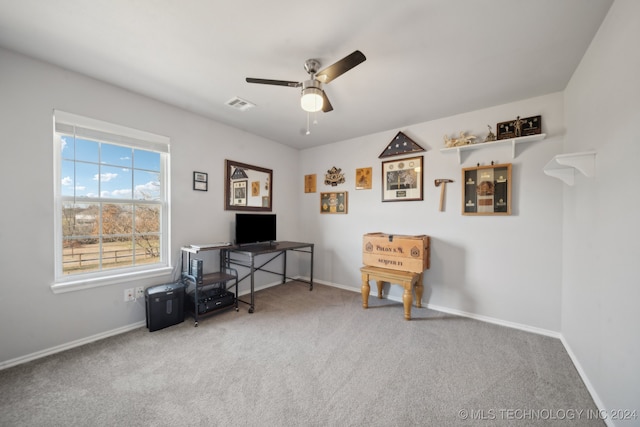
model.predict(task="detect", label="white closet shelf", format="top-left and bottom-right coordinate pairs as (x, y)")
top-left (543, 151), bottom-right (596, 185)
top-left (440, 133), bottom-right (546, 164)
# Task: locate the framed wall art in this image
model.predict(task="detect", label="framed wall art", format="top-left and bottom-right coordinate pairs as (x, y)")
top-left (381, 156), bottom-right (423, 202)
top-left (251, 181), bottom-right (260, 197)
top-left (304, 174), bottom-right (317, 193)
top-left (233, 180), bottom-right (247, 206)
top-left (462, 163), bottom-right (512, 215)
top-left (193, 171), bottom-right (208, 191)
top-left (355, 167), bottom-right (372, 190)
top-left (320, 191), bottom-right (348, 214)
top-left (224, 159), bottom-right (273, 211)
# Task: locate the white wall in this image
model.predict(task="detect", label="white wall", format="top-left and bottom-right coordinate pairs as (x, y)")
top-left (0, 47), bottom-right (300, 365)
top-left (299, 92), bottom-right (565, 333)
top-left (562, 0), bottom-right (640, 420)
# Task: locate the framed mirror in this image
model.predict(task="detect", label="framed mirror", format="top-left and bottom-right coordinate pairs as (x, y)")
top-left (224, 159), bottom-right (273, 211)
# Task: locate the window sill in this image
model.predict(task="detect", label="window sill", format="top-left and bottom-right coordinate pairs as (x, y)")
top-left (51, 266), bottom-right (174, 294)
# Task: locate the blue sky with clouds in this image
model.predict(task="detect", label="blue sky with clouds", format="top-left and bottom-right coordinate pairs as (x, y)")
top-left (60, 136), bottom-right (160, 200)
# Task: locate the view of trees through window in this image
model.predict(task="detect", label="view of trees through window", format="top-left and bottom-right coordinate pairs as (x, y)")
top-left (62, 203), bottom-right (160, 274)
top-left (57, 131), bottom-right (164, 275)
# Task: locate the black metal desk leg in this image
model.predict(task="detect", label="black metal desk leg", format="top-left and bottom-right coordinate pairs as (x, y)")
top-left (310, 245), bottom-right (314, 291)
top-left (249, 255), bottom-right (255, 313)
top-left (282, 251), bottom-right (287, 284)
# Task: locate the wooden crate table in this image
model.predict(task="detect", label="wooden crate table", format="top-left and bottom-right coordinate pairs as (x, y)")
top-left (360, 265), bottom-right (423, 320)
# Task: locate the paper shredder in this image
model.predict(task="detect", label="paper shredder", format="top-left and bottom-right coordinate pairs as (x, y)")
top-left (145, 282), bottom-right (185, 331)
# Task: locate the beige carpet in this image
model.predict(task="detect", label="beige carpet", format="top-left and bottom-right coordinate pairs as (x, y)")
top-left (0, 282), bottom-right (603, 426)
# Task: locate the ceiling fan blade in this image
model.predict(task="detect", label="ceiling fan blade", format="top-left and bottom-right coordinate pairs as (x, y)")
top-left (322, 91), bottom-right (333, 113)
top-left (315, 50), bottom-right (366, 84)
top-left (246, 78), bottom-right (301, 87)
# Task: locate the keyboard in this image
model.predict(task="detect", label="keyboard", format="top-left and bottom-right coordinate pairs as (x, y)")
top-left (190, 242), bottom-right (232, 250)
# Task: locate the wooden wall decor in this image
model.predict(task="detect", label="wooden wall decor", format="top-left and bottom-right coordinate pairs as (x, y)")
top-left (304, 174), bottom-right (317, 193)
top-left (379, 131), bottom-right (425, 158)
top-left (355, 167), bottom-right (372, 190)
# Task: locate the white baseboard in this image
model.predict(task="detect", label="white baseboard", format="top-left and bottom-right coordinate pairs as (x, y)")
top-left (560, 336), bottom-right (613, 427)
top-left (424, 302), bottom-right (561, 339)
top-left (238, 279), bottom-right (291, 295)
top-left (0, 321), bottom-right (145, 371)
top-left (306, 277), bottom-right (356, 292)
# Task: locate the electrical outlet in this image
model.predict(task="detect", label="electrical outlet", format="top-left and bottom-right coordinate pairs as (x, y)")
top-left (124, 288), bottom-right (134, 302)
top-left (135, 286), bottom-right (144, 299)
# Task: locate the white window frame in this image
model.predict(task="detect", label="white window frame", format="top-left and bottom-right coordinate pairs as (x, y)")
top-left (52, 110), bottom-right (172, 293)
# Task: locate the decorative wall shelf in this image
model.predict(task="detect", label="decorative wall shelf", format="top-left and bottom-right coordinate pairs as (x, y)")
top-left (543, 151), bottom-right (596, 186)
top-left (440, 133), bottom-right (546, 164)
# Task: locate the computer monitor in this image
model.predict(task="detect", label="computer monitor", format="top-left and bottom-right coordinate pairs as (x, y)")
top-left (234, 213), bottom-right (276, 245)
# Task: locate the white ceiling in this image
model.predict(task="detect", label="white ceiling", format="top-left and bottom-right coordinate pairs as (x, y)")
top-left (0, 0), bottom-right (612, 149)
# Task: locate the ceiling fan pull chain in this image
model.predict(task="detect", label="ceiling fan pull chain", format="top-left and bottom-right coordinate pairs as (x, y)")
top-left (306, 112), bottom-right (311, 135)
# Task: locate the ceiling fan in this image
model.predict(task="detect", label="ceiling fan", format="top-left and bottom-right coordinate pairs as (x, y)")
top-left (246, 50), bottom-right (366, 113)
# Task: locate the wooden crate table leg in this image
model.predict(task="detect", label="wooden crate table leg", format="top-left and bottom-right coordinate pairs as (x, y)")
top-left (415, 273), bottom-right (424, 308)
top-left (360, 266), bottom-right (423, 320)
top-left (402, 286), bottom-right (413, 320)
top-left (361, 271), bottom-right (370, 308)
top-left (376, 281), bottom-right (384, 299)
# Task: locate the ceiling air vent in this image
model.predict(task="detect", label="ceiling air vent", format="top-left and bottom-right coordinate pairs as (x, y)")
top-left (225, 97), bottom-right (255, 111)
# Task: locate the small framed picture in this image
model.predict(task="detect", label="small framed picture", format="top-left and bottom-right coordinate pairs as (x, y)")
top-left (251, 181), bottom-right (260, 197)
top-left (304, 174), bottom-right (317, 193)
top-left (193, 171), bottom-right (208, 191)
top-left (232, 180), bottom-right (247, 206)
top-left (320, 191), bottom-right (348, 214)
top-left (381, 156), bottom-right (423, 202)
top-left (355, 167), bottom-right (372, 190)
top-left (462, 163), bottom-right (512, 215)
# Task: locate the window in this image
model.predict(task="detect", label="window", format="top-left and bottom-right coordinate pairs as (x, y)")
top-left (53, 111), bottom-right (171, 292)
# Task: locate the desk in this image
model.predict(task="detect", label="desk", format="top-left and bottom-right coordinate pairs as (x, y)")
top-left (222, 241), bottom-right (314, 313)
top-left (360, 265), bottom-right (423, 320)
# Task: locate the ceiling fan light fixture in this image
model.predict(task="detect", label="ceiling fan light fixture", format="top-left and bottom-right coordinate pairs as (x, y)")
top-left (301, 81), bottom-right (323, 112)
top-left (246, 50), bottom-right (366, 115)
